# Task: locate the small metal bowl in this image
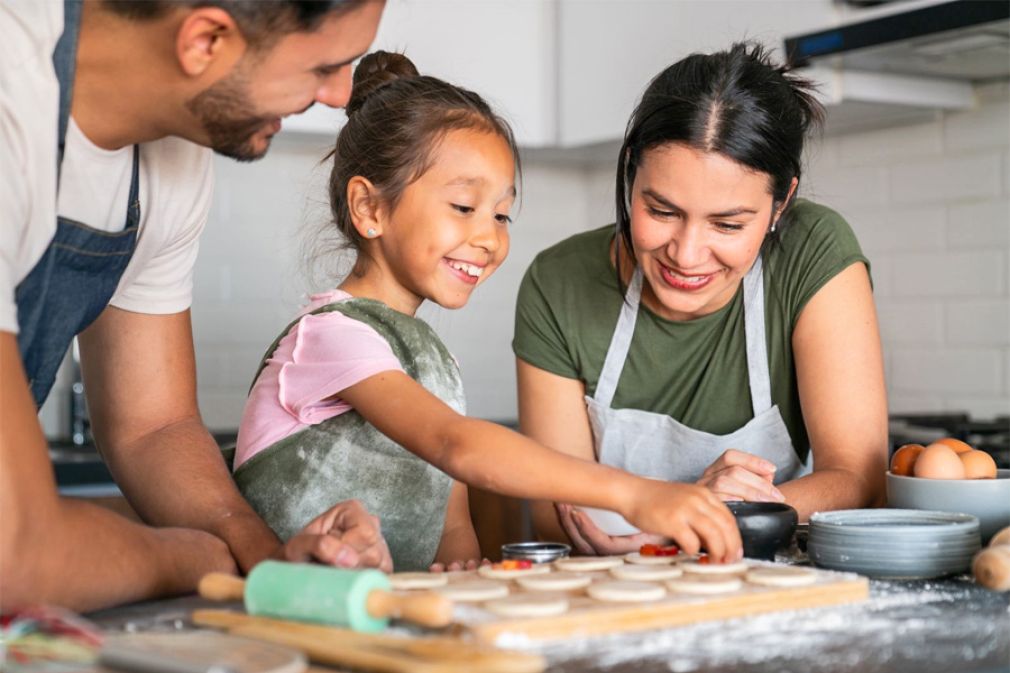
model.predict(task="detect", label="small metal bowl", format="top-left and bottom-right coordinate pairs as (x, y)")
top-left (501, 542), bottom-right (571, 564)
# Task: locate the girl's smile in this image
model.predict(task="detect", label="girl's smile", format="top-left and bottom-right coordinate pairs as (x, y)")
top-left (443, 257), bottom-right (486, 285)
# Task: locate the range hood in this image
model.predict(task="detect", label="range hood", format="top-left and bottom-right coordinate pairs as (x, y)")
top-left (783, 0), bottom-right (1010, 135)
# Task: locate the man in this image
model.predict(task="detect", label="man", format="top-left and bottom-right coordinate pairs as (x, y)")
top-left (0, 0), bottom-right (389, 612)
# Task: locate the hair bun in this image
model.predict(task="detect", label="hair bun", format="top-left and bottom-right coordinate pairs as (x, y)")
top-left (346, 51), bottom-right (419, 117)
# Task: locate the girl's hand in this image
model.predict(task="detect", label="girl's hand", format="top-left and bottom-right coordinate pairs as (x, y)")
top-left (556, 503), bottom-right (666, 556)
top-left (623, 479), bottom-right (743, 563)
top-left (429, 558), bottom-right (491, 572)
top-left (696, 449), bottom-right (785, 503)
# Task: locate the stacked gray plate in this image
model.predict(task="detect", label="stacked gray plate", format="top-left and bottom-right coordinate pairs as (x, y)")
top-left (808, 509), bottom-right (981, 579)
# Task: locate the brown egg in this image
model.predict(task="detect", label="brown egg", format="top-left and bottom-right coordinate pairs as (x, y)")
top-left (959, 450), bottom-right (997, 479)
top-left (935, 437), bottom-right (974, 454)
top-left (914, 443), bottom-right (966, 479)
top-left (890, 444), bottom-right (925, 476)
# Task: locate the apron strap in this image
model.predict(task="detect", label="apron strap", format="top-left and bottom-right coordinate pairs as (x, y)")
top-left (594, 254), bottom-right (773, 416)
top-left (54, 0), bottom-right (83, 178)
top-left (743, 254), bottom-right (773, 416)
top-left (594, 268), bottom-right (643, 408)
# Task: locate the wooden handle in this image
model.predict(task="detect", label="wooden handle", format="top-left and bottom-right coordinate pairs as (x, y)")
top-left (973, 545), bottom-right (1010, 592)
top-left (198, 573), bottom-right (246, 602)
top-left (366, 589), bottom-right (453, 628)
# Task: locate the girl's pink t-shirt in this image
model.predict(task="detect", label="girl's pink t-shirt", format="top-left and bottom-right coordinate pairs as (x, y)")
top-left (233, 289), bottom-right (404, 469)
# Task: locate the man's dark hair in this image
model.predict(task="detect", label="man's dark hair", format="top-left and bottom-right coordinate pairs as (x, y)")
top-left (102, 1), bottom-right (365, 47)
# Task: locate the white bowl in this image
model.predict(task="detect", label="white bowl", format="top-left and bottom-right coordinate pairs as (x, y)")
top-left (577, 506), bottom-right (641, 536)
top-left (886, 468), bottom-right (1010, 543)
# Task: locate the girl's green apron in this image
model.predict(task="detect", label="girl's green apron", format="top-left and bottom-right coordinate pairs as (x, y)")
top-left (234, 298), bottom-right (464, 571)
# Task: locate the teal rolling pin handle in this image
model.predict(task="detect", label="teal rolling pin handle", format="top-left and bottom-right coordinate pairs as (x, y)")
top-left (198, 561), bottom-right (453, 633)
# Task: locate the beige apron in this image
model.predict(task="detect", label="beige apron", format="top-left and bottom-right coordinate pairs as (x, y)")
top-left (586, 255), bottom-right (810, 484)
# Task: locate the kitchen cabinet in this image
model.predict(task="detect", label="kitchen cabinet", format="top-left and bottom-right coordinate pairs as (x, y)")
top-left (284, 0), bottom-right (839, 148)
top-left (556, 0), bottom-right (838, 147)
top-left (284, 1), bottom-right (992, 147)
top-left (283, 0), bottom-right (557, 147)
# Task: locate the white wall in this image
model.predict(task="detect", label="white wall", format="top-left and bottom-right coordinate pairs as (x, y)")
top-left (803, 83), bottom-right (1010, 417)
top-left (38, 86), bottom-right (1009, 438)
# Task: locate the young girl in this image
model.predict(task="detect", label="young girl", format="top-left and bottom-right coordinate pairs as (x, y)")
top-left (233, 51), bottom-right (741, 571)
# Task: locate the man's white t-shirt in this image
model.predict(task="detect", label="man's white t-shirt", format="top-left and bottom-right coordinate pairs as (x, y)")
top-left (0, 1), bottom-right (212, 335)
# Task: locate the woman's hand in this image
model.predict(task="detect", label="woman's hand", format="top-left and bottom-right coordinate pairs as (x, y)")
top-left (276, 500), bottom-right (393, 572)
top-left (429, 558), bottom-right (491, 572)
top-left (622, 479), bottom-right (742, 563)
top-left (696, 449), bottom-right (785, 503)
top-left (556, 503), bottom-right (666, 556)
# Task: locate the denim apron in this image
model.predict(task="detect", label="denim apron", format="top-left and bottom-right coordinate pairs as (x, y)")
top-left (235, 299), bottom-right (461, 571)
top-left (14, 0), bottom-right (142, 408)
top-left (587, 255), bottom-right (809, 485)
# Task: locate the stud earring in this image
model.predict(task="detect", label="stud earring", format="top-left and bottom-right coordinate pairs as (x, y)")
top-left (366, 228), bottom-right (377, 238)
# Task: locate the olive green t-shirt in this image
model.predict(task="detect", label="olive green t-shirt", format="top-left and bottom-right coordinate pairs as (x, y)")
top-left (512, 199), bottom-right (869, 463)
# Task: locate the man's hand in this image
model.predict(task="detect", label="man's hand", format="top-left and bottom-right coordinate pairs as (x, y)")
top-left (275, 500), bottom-right (392, 572)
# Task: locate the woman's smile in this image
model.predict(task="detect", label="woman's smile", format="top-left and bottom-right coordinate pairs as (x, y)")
top-left (657, 262), bottom-right (723, 292)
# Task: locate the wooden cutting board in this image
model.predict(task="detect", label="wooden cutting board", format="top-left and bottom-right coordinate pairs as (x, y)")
top-left (444, 561), bottom-right (869, 643)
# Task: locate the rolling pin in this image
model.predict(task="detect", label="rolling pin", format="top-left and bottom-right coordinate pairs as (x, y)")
top-left (973, 525), bottom-right (1010, 592)
top-left (199, 561), bottom-right (453, 632)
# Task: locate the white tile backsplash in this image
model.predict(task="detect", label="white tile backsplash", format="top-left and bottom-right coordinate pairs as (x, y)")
top-left (890, 153), bottom-right (1003, 205)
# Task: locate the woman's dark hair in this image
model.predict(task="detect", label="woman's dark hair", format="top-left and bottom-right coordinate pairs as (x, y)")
top-left (326, 50), bottom-right (521, 263)
top-left (616, 42), bottom-right (824, 268)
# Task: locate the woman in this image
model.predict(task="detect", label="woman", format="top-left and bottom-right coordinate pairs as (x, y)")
top-left (514, 43), bottom-right (887, 555)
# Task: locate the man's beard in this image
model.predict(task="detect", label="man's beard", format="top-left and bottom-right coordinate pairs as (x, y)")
top-left (186, 69), bottom-right (275, 163)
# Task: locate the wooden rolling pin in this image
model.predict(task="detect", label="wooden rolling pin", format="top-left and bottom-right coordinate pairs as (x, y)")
top-left (973, 525), bottom-right (1010, 591)
top-left (193, 609), bottom-right (546, 673)
top-left (199, 561), bottom-right (452, 632)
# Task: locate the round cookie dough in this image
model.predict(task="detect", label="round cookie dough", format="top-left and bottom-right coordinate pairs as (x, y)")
top-left (388, 572), bottom-right (450, 590)
top-left (516, 571), bottom-right (592, 592)
top-left (624, 552), bottom-right (681, 566)
top-left (554, 556), bottom-right (625, 572)
top-left (610, 563), bottom-right (684, 581)
top-left (477, 563), bottom-right (551, 580)
top-left (666, 575), bottom-right (743, 595)
top-left (587, 580), bottom-right (667, 603)
top-left (437, 580), bottom-right (509, 602)
top-left (484, 593), bottom-right (570, 618)
top-left (679, 559), bottom-right (749, 575)
top-left (746, 566), bottom-right (818, 587)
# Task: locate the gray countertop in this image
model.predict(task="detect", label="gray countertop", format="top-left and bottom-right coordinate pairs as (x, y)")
top-left (84, 573), bottom-right (1009, 673)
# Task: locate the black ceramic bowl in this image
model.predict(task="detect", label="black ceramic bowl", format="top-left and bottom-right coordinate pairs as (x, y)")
top-left (726, 501), bottom-right (798, 560)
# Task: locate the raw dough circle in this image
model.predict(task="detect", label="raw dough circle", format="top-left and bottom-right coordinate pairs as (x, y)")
top-left (437, 580), bottom-right (509, 602)
top-left (554, 556), bottom-right (625, 572)
top-left (477, 563), bottom-right (551, 580)
top-left (484, 592), bottom-right (570, 617)
top-left (388, 572), bottom-right (449, 590)
top-left (516, 571), bottom-right (592, 592)
top-left (666, 575), bottom-right (743, 595)
top-left (679, 559), bottom-right (749, 575)
top-left (623, 552), bottom-right (679, 566)
top-left (746, 566), bottom-right (817, 587)
top-left (610, 563), bottom-right (683, 581)
top-left (587, 580), bottom-right (666, 603)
